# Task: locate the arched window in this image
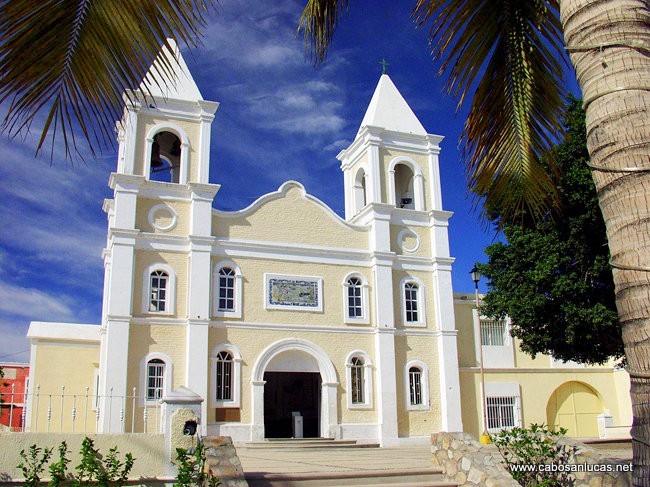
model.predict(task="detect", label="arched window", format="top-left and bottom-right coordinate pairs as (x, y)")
top-left (213, 262), bottom-right (242, 318)
top-left (342, 273), bottom-right (369, 324)
top-left (347, 277), bottom-right (363, 318)
top-left (405, 282), bottom-right (419, 322)
top-left (215, 351), bottom-right (233, 401)
top-left (401, 278), bottom-right (425, 327)
top-left (409, 366), bottom-right (422, 405)
top-left (218, 268), bottom-right (235, 312)
top-left (146, 359), bottom-right (165, 400)
top-left (149, 270), bottom-right (168, 312)
top-left (346, 351), bottom-right (373, 409)
top-left (405, 360), bottom-right (429, 410)
top-left (350, 357), bottom-right (365, 404)
top-left (211, 344), bottom-right (242, 408)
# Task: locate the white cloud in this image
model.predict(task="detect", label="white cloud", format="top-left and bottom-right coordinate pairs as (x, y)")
top-left (0, 319), bottom-right (31, 363)
top-left (0, 282), bottom-right (74, 320)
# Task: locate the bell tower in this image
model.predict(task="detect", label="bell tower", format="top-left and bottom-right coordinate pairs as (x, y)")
top-left (99, 40), bottom-right (219, 432)
top-left (115, 39), bottom-right (219, 185)
top-left (338, 74), bottom-right (446, 220)
top-left (337, 73), bottom-right (463, 441)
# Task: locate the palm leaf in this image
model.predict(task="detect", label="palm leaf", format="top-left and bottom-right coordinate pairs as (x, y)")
top-left (0, 0), bottom-right (214, 159)
top-left (415, 0), bottom-right (568, 220)
top-left (299, 0), bottom-right (349, 63)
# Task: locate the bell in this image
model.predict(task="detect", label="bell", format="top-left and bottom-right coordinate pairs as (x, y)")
top-left (150, 140), bottom-right (163, 168)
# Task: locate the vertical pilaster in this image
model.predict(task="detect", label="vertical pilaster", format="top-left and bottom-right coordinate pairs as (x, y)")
top-left (368, 137), bottom-right (382, 204)
top-left (186, 186), bottom-right (218, 434)
top-left (431, 211), bottom-right (463, 431)
top-left (370, 206), bottom-right (399, 446)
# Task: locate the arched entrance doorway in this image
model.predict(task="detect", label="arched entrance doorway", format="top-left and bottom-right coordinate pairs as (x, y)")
top-left (264, 350), bottom-right (322, 437)
top-left (546, 381), bottom-right (604, 438)
top-left (250, 339), bottom-right (338, 441)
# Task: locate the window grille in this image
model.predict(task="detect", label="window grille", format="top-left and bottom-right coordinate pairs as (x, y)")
top-left (486, 396), bottom-right (517, 431)
top-left (218, 268), bottom-right (235, 311)
top-left (149, 271), bottom-right (168, 312)
top-left (481, 320), bottom-right (507, 346)
top-left (404, 283), bottom-right (419, 322)
top-left (350, 357), bottom-right (364, 404)
top-left (347, 278), bottom-right (363, 318)
top-left (409, 367), bottom-right (422, 405)
top-left (216, 351), bottom-right (233, 401)
top-left (146, 359), bottom-right (165, 400)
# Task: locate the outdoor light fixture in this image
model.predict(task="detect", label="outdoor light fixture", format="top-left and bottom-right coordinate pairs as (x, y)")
top-left (471, 264), bottom-right (491, 444)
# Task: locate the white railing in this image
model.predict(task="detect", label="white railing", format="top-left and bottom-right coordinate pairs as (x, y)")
top-left (1, 385), bottom-right (163, 434)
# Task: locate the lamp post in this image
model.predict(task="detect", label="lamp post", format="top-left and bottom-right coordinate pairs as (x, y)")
top-left (471, 265), bottom-right (491, 444)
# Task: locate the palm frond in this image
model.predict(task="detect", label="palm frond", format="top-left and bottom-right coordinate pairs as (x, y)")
top-left (0, 0), bottom-right (214, 159)
top-left (298, 0), bottom-right (349, 63)
top-left (414, 0), bottom-right (568, 221)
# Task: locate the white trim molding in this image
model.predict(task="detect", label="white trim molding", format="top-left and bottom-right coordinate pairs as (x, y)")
top-left (141, 263), bottom-right (176, 315)
top-left (148, 203), bottom-right (178, 232)
top-left (210, 343), bottom-right (242, 408)
top-left (405, 359), bottom-right (430, 411)
top-left (400, 276), bottom-right (427, 327)
top-left (345, 350), bottom-right (373, 410)
top-left (212, 260), bottom-right (243, 318)
top-left (342, 272), bottom-right (370, 325)
top-left (250, 338), bottom-right (339, 440)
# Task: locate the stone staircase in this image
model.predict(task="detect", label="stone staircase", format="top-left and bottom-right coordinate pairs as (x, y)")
top-left (237, 438), bottom-right (457, 487)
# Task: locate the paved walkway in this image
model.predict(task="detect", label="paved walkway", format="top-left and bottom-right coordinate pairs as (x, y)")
top-left (235, 444), bottom-right (434, 475)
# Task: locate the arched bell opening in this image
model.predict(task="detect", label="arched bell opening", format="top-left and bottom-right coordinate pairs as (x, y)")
top-left (150, 131), bottom-right (182, 183)
top-left (353, 168), bottom-right (368, 215)
top-left (394, 163), bottom-right (415, 209)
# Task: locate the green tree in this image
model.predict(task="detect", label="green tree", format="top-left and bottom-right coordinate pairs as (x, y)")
top-left (478, 99), bottom-right (622, 364)
top-left (0, 0), bottom-right (213, 158)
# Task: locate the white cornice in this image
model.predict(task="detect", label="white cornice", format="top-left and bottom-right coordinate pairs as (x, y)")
top-left (28, 322), bottom-right (101, 343)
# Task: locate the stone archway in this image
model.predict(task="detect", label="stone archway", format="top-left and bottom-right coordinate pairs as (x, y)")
top-left (250, 338), bottom-right (338, 441)
top-left (546, 381), bottom-right (604, 438)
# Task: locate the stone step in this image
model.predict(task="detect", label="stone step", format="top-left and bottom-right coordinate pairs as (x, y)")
top-left (241, 439), bottom-right (380, 449)
top-left (245, 467), bottom-right (452, 487)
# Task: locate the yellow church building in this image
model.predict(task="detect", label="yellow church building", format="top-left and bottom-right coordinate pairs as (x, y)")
top-left (25, 42), bottom-right (631, 445)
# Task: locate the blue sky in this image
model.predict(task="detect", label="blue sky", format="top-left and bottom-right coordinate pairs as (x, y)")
top-left (0, 0), bottom-right (570, 363)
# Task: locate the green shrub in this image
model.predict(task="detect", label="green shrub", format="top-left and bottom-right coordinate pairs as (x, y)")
top-left (16, 438), bottom-right (134, 486)
top-left (491, 423), bottom-right (577, 486)
top-left (174, 442), bottom-right (221, 487)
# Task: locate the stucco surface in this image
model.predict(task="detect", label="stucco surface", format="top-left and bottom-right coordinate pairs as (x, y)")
top-left (0, 432), bottom-right (172, 481)
top-left (213, 185), bottom-right (368, 248)
top-left (29, 342), bottom-right (100, 432)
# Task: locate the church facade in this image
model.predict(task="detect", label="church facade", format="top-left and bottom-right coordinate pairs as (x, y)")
top-left (25, 42), bottom-right (631, 445)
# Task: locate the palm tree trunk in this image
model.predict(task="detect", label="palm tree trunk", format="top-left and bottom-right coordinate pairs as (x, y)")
top-left (560, 1), bottom-right (650, 484)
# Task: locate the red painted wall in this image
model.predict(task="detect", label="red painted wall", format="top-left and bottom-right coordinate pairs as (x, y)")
top-left (0, 363), bottom-right (29, 431)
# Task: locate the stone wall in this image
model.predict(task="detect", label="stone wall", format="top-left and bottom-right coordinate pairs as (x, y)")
top-left (431, 432), bottom-right (633, 487)
top-left (204, 436), bottom-right (248, 487)
top-left (431, 432), bottom-right (519, 486)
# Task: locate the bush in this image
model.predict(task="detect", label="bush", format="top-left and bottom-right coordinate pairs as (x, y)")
top-left (17, 438), bottom-right (134, 486)
top-left (174, 442), bottom-right (221, 487)
top-left (491, 423), bottom-right (577, 487)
